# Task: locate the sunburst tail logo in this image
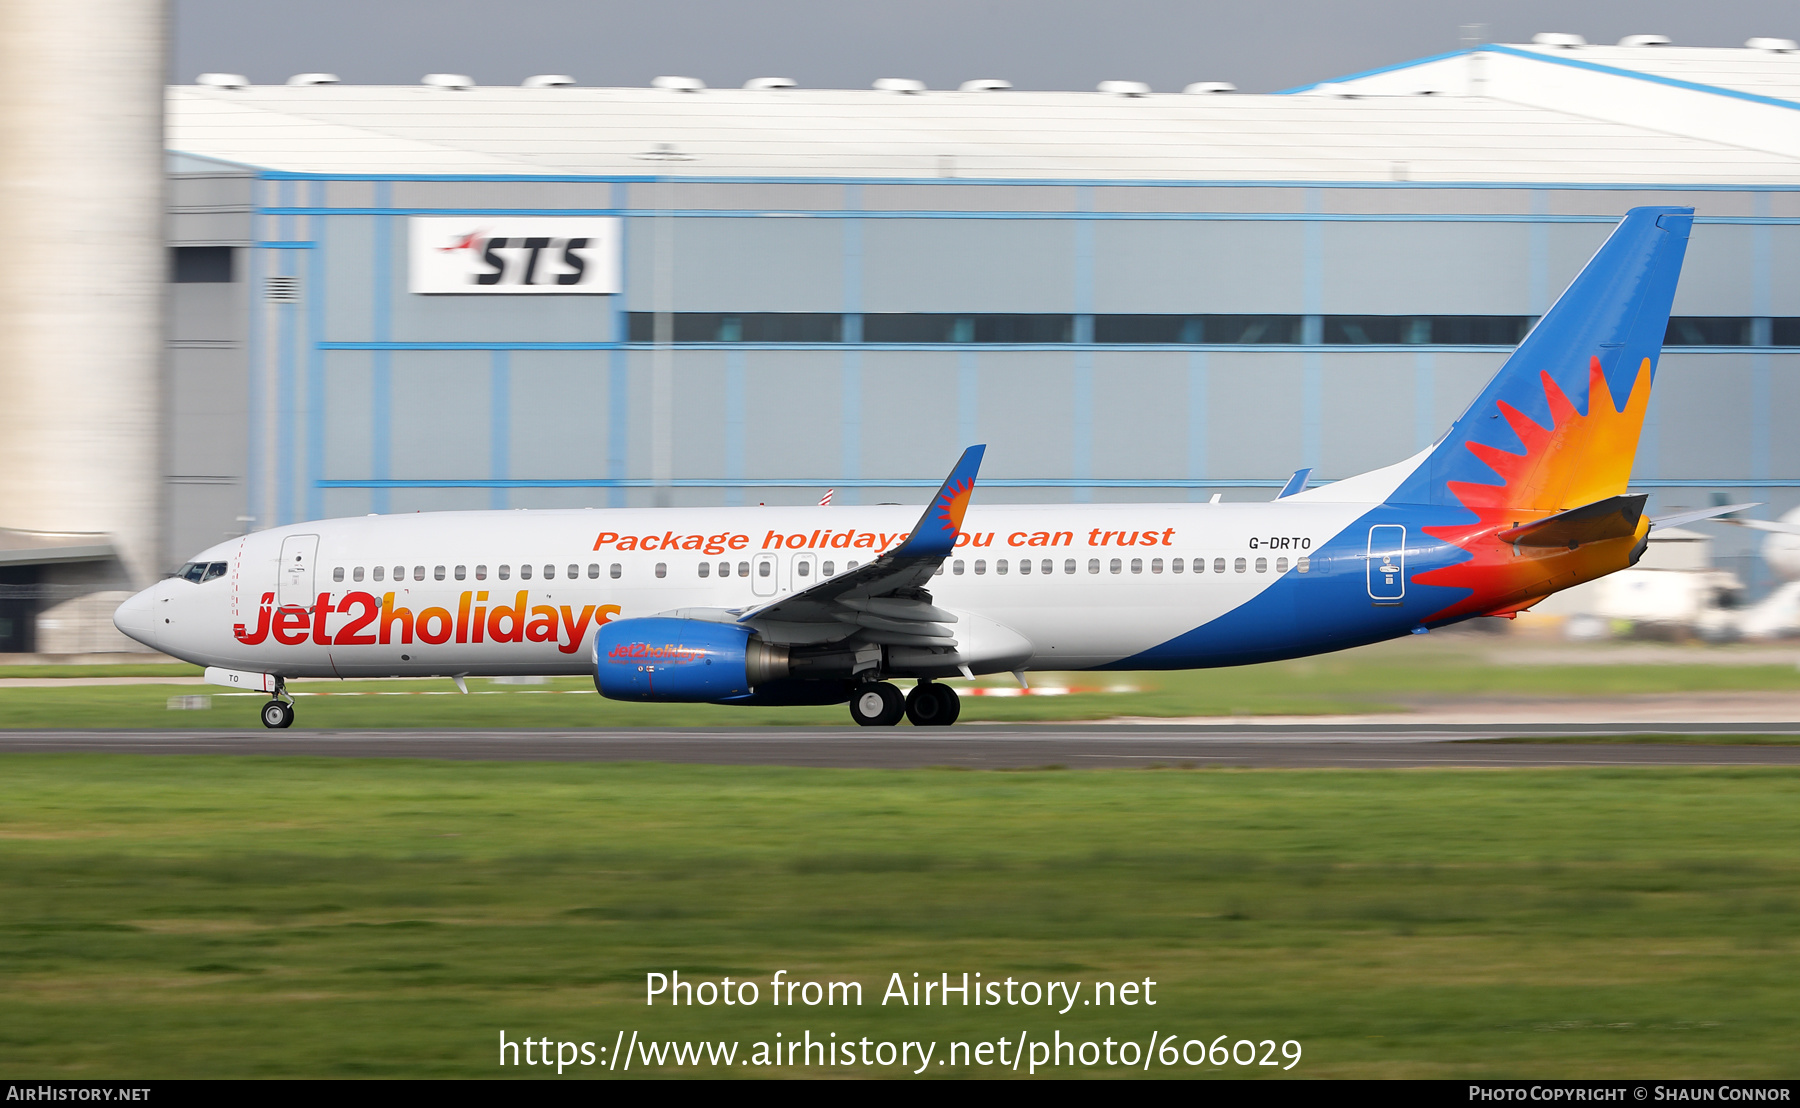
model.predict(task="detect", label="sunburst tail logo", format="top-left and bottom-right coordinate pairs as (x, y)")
top-left (1377, 206), bottom-right (1692, 622)
top-left (891, 445), bottom-right (986, 560)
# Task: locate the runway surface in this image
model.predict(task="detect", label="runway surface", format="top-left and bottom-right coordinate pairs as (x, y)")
top-left (4, 723), bottom-right (1800, 768)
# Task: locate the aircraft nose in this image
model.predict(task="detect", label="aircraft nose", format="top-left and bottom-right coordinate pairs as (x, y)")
top-left (112, 586), bottom-right (158, 648)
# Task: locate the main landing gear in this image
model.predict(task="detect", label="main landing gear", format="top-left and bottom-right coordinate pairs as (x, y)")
top-left (848, 681), bottom-right (960, 727)
top-left (259, 678), bottom-right (295, 729)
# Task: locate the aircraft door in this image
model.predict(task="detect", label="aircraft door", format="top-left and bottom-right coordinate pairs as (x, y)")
top-left (751, 553), bottom-right (778, 597)
top-left (1366, 525), bottom-right (1405, 604)
top-left (278, 534), bottom-right (320, 608)
top-left (790, 552), bottom-right (817, 591)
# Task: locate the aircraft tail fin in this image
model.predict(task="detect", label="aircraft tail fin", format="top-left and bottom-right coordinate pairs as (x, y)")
top-left (1388, 206), bottom-right (1692, 516)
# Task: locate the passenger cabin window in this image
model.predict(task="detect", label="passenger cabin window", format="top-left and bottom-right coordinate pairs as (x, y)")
top-left (455, 566), bottom-right (466, 580)
top-left (953, 560), bottom-right (965, 575)
top-left (847, 561), bottom-right (859, 571)
top-left (392, 565), bottom-right (404, 582)
top-left (332, 567), bottom-right (344, 583)
top-left (1213, 558), bottom-right (1226, 574)
top-left (434, 566), bottom-right (445, 581)
top-left (475, 565), bottom-right (487, 580)
top-left (796, 561), bottom-right (810, 577)
top-left (718, 561), bottom-right (730, 577)
top-left (996, 559), bottom-right (1008, 574)
top-left (823, 561), bottom-right (834, 575)
top-left (655, 563), bottom-right (667, 578)
top-left (974, 560), bottom-right (986, 575)
top-left (610, 564), bottom-right (622, 578)
top-left (757, 561), bottom-right (770, 578)
top-left (542, 564), bottom-right (554, 580)
top-left (353, 567), bottom-right (365, 582)
top-left (499, 565), bottom-right (511, 580)
top-left (1042, 559), bottom-right (1054, 575)
top-left (1019, 559), bottom-right (1031, 575)
top-left (567, 564), bottom-right (578, 579)
top-left (1255, 557), bottom-right (1268, 573)
top-left (413, 566), bottom-right (425, 581)
top-left (1064, 559), bottom-right (1076, 574)
top-left (1234, 558), bottom-right (1247, 573)
top-left (698, 562), bottom-right (711, 578)
top-left (520, 564), bottom-right (532, 580)
top-left (588, 564), bottom-right (600, 578)
top-left (373, 566), bottom-right (385, 582)
top-left (1110, 558), bottom-right (1122, 574)
top-left (1152, 558), bottom-right (1164, 573)
top-left (1088, 559), bottom-right (1100, 574)
top-left (1276, 557), bottom-right (1289, 573)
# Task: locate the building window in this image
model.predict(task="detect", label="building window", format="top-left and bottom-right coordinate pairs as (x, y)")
top-left (1094, 314), bottom-right (1303, 344)
top-left (1665, 317), bottom-right (1752, 346)
top-left (627, 312), bottom-right (842, 342)
top-left (862, 314), bottom-right (1074, 343)
top-left (1772, 318), bottom-right (1800, 346)
top-left (171, 245), bottom-right (234, 283)
top-left (1323, 316), bottom-right (1530, 345)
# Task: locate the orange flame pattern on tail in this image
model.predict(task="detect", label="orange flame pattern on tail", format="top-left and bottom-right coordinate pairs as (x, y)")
top-left (1415, 356), bottom-right (1652, 622)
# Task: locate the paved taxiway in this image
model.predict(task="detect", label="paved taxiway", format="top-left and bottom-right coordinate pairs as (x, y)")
top-left (3, 724), bottom-right (1800, 768)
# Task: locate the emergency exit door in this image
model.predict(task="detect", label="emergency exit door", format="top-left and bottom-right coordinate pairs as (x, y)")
top-left (1366, 525), bottom-right (1405, 604)
top-left (278, 534), bottom-right (319, 608)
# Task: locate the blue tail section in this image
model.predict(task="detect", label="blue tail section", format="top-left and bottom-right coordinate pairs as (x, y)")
top-left (1389, 206), bottom-right (1692, 509)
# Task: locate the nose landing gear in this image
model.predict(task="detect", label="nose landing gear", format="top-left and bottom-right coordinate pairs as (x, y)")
top-left (259, 678), bottom-right (295, 729)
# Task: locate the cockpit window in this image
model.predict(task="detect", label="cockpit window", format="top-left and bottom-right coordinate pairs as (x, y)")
top-left (177, 561), bottom-right (228, 583)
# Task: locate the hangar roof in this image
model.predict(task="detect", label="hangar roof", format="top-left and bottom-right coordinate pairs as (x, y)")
top-left (166, 42), bottom-right (1800, 183)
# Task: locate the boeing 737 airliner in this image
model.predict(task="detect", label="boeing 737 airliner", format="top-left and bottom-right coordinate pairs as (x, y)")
top-left (115, 207), bottom-right (1731, 729)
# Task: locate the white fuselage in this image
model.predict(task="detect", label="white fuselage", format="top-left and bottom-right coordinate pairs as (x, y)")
top-left (117, 499), bottom-right (1382, 679)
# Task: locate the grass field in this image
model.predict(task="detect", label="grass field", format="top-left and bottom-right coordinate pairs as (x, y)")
top-left (7, 638), bottom-right (1800, 729)
top-left (2, 755), bottom-right (1797, 1078)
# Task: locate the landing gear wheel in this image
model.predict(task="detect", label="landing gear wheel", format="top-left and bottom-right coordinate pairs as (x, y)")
top-left (849, 682), bottom-right (905, 727)
top-left (260, 699), bottom-right (295, 729)
top-left (905, 682), bottom-right (961, 726)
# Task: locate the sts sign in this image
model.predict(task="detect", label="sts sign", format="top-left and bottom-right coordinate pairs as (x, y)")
top-left (409, 217), bottom-right (621, 294)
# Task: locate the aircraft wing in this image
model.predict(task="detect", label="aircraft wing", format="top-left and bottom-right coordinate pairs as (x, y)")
top-left (732, 445), bottom-right (984, 648)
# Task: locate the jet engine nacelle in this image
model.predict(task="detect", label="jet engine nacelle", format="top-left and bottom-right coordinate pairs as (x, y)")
top-left (593, 617), bottom-right (788, 702)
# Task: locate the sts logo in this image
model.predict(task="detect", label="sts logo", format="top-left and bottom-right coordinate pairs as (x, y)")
top-left (409, 217), bottom-right (621, 295)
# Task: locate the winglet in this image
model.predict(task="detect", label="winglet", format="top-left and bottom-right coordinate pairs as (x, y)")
top-left (1276, 468), bottom-right (1312, 499)
top-left (889, 445), bottom-right (985, 560)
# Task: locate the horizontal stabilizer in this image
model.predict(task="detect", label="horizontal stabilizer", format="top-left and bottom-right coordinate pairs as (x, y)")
top-left (1496, 493), bottom-right (1647, 548)
top-left (1276, 468), bottom-right (1312, 499)
top-left (1652, 503), bottom-right (1762, 531)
